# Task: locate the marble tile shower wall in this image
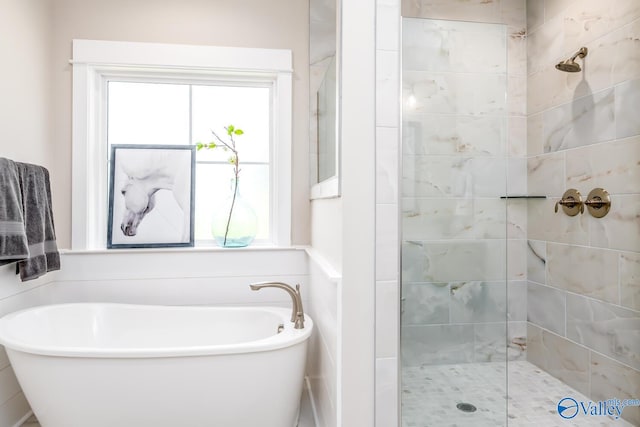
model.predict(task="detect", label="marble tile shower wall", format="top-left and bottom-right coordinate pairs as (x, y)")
top-left (526, 1), bottom-right (640, 425)
top-left (400, 0), bottom-right (528, 368)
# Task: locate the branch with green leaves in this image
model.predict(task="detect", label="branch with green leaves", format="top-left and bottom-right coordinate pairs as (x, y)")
top-left (196, 124), bottom-right (244, 179)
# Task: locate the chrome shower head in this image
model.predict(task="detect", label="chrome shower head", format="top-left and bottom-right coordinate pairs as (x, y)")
top-left (555, 47), bottom-right (588, 72)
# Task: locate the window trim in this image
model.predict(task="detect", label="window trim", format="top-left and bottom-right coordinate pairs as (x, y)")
top-left (71, 39), bottom-right (292, 250)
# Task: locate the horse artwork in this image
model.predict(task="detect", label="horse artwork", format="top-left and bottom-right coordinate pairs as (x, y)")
top-left (107, 145), bottom-right (195, 248)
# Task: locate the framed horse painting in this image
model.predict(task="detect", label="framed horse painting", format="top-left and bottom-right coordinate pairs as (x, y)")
top-left (107, 144), bottom-right (196, 248)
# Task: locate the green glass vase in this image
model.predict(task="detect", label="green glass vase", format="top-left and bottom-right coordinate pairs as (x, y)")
top-left (211, 178), bottom-right (258, 247)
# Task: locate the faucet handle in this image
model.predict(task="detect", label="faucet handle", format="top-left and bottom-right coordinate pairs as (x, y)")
top-left (294, 283), bottom-right (305, 318)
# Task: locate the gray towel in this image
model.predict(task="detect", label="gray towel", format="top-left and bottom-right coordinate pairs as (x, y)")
top-left (0, 158), bottom-right (60, 281)
top-left (15, 162), bottom-right (60, 281)
top-left (0, 158), bottom-right (29, 264)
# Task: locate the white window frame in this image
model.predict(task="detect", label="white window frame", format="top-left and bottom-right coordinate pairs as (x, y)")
top-left (71, 39), bottom-right (292, 250)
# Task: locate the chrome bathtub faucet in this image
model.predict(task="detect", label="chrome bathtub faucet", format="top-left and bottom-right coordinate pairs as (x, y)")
top-left (249, 281), bottom-right (305, 329)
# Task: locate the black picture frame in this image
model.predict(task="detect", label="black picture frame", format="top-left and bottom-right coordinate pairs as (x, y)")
top-left (107, 144), bottom-right (196, 249)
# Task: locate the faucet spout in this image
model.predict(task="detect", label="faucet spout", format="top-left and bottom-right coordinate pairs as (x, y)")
top-left (250, 281), bottom-right (305, 329)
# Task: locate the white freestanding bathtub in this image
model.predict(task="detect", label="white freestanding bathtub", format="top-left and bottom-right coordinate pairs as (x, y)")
top-left (0, 303), bottom-right (313, 427)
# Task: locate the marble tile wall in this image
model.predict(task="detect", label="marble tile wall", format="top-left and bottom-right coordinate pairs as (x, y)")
top-left (526, 2), bottom-right (640, 425)
top-left (400, 0), bottom-right (528, 369)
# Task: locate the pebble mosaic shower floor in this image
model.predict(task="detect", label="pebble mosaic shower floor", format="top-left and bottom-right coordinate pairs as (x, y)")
top-left (402, 360), bottom-right (634, 427)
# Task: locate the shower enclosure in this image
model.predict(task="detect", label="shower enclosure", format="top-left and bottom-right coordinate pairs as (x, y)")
top-left (399, 3), bottom-right (640, 426)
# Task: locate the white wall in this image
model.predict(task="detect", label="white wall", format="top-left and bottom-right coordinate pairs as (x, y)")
top-left (0, 266), bottom-right (54, 427)
top-left (309, 1), bottom-right (377, 425)
top-left (47, 0), bottom-right (310, 248)
top-left (30, 249), bottom-right (308, 307)
top-left (338, 0), bottom-right (376, 425)
top-left (0, 1), bottom-right (55, 424)
top-left (0, 0), bottom-right (52, 168)
top-left (306, 250), bottom-right (339, 427)
top-left (310, 198), bottom-right (342, 273)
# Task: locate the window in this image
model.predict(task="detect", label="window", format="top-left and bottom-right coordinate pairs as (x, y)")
top-left (107, 81), bottom-right (270, 242)
top-left (71, 40), bottom-right (292, 249)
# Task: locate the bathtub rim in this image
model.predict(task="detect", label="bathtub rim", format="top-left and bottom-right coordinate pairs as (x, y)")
top-left (0, 303), bottom-right (313, 359)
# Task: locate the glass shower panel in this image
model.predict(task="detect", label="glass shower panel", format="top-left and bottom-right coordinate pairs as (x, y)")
top-left (401, 17), bottom-right (509, 427)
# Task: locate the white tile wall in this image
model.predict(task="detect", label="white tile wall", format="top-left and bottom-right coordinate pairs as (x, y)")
top-left (374, 357), bottom-right (398, 426)
top-left (376, 51), bottom-right (400, 129)
top-left (375, 0), bottom-right (401, 425)
top-left (375, 205), bottom-right (399, 283)
top-left (375, 281), bottom-right (399, 358)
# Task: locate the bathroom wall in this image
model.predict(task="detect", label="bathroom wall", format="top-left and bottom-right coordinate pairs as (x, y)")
top-left (337, 1), bottom-right (376, 425)
top-left (306, 250), bottom-right (339, 427)
top-left (311, 199), bottom-right (343, 273)
top-left (308, 201), bottom-right (342, 426)
top-left (400, 0), bottom-right (528, 367)
top-left (20, 250), bottom-right (308, 308)
top-left (47, 0), bottom-right (310, 248)
top-left (525, 1), bottom-right (640, 424)
top-left (0, 267), bottom-right (53, 427)
top-left (308, 0), bottom-right (377, 425)
top-left (0, 1), bottom-right (55, 424)
top-left (0, 0), bottom-right (53, 170)
top-left (374, 0), bottom-right (401, 425)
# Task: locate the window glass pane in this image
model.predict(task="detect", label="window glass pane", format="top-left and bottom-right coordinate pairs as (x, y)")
top-left (107, 81), bottom-right (272, 244)
top-left (108, 82), bottom-right (190, 146)
top-left (194, 164), bottom-right (269, 241)
top-left (192, 85), bottom-right (270, 163)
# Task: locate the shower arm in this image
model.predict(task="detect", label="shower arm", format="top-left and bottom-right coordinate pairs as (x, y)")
top-left (569, 47), bottom-right (588, 61)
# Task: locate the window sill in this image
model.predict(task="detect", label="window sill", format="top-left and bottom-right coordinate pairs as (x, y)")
top-left (59, 245), bottom-right (305, 256)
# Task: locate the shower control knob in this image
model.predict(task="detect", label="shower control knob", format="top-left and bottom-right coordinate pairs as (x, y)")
top-left (554, 189), bottom-right (584, 216)
top-left (585, 188), bottom-right (611, 218)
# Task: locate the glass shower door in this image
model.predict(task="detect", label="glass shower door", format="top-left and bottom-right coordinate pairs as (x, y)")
top-left (400, 17), bottom-right (511, 427)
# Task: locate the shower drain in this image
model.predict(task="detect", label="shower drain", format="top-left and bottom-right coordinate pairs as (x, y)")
top-left (456, 403), bottom-right (477, 413)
